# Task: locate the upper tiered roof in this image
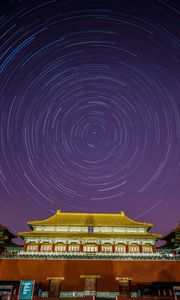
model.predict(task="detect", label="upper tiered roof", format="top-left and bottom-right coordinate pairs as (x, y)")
top-left (0, 224), bottom-right (16, 239)
top-left (0, 224), bottom-right (19, 252)
top-left (27, 210), bottom-right (153, 229)
top-left (161, 221), bottom-right (180, 241)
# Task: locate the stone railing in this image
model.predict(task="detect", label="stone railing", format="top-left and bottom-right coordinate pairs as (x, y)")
top-left (0, 251), bottom-right (178, 260)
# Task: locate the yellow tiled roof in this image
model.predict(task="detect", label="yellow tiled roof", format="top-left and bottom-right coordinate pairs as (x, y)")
top-left (19, 231), bottom-right (161, 239)
top-left (27, 210), bottom-right (152, 228)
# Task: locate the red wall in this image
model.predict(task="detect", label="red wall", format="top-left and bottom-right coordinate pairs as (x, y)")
top-left (0, 259), bottom-right (180, 291)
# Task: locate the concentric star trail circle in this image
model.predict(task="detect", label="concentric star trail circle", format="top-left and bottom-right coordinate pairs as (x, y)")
top-left (0, 0), bottom-right (180, 230)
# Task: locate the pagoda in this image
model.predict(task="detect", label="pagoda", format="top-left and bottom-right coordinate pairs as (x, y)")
top-left (19, 210), bottom-right (161, 256)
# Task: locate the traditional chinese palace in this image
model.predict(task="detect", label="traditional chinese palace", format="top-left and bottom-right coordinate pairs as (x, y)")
top-left (19, 210), bottom-right (160, 255)
top-left (0, 210), bottom-right (180, 296)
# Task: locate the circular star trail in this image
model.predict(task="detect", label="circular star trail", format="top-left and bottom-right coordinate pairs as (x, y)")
top-left (0, 0), bottom-right (180, 231)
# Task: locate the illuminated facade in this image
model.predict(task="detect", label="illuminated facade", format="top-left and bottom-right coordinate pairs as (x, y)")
top-left (19, 210), bottom-right (161, 257)
top-left (0, 213), bottom-right (180, 291)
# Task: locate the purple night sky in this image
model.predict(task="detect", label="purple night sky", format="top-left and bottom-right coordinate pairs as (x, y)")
top-left (0, 0), bottom-right (180, 239)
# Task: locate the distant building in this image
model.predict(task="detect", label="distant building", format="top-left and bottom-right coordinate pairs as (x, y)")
top-left (19, 210), bottom-right (161, 256)
top-left (157, 222), bottom-right (180, 255)
top-left (0, 224), bottom-right (22, 254)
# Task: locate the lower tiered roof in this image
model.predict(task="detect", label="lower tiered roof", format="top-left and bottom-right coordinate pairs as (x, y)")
top-left (19, 231), bottom-right (160, 239)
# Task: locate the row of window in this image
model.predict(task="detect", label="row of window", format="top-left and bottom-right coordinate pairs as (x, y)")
top-left (33, 226), bottom-right (146, 233)
top-left (26, 244), bottom-right (153, 253)
top-left (84, 246), bottom-right (98, 252)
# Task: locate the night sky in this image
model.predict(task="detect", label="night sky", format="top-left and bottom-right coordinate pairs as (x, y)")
top-left (0, 0), bottom-right (180, 239)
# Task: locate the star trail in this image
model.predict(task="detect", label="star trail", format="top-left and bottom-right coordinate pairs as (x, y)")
top-left (0, 0), bottom-right (180, 235)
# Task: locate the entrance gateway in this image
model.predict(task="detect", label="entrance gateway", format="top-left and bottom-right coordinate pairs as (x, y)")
top-left (80, 275), bottom-right (100, 296)
top-left (47, 277), bottom-right (64, 297)
top-left (46, 275), bottom-right (132, 297)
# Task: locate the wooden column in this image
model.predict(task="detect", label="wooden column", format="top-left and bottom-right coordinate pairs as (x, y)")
top-left (113, 244), bottom-right (116, 253)
top-left (38, 244), bottom-right (41, 252)
top-left (99, 244), bottom-right (102, 253)
top-left (126, 244), bottom-right (129, 253)
top-left (80, 243), bottom-right (84, 252)
top-left (97, 244), bottom-right (100, 253)
top-left (52, 244), bottom-right (55, 252)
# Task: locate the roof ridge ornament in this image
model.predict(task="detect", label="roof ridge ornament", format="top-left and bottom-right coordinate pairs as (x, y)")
top-left (120, 211), bottom-right (125, 216)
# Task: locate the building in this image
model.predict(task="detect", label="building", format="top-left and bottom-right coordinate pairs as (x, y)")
top-left (158, 222), bottom-right (180, 255)
top-left (19, 210), bottom-right (161, 256)
top-left (0, 211), bottom-right (180, 295)
top-left (0, 224), bottom-right (22, 254)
